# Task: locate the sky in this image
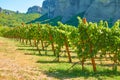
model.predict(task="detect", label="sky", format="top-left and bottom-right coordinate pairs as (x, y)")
top-left (0, 0), bottom-right (44, 13)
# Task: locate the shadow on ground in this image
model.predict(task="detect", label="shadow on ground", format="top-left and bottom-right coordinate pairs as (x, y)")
top-left (16, 44), bottom-right (120, 80)
top-left (44, 67), bottom-right (120, 80)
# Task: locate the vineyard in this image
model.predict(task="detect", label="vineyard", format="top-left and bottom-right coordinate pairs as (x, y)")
top-left (1, 17), bottom-right (120, 73)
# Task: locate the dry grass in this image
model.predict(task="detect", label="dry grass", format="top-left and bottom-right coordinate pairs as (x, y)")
top-left (0, 37), bottom-right (56, 80)
top-left (0, 37), bottom-right (120, 80)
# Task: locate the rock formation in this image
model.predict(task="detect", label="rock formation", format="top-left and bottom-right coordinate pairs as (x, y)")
top-left (84, 0), bottom-right (120, 22)
top-left (27, 6), bottom-right (42, 14)
top-left (42, 0), bottom-right (120, 23)
top-left (42, 0), bottom-right (56, 18)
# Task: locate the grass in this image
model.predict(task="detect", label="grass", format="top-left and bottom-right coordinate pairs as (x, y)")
top-left (36, 57), bottom-right (120, 80)
top-left (0, 37), bottom-right (50, 80)
top-left (15, 41), bottom-right (120, 80)
top-left (0, 37), bottom-right (119, 80)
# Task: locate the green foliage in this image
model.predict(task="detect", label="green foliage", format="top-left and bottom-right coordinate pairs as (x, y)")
top-left (0, 10), bottom-right (40, 27)
top-left (27, 13), bottom-right (49, 23)
top-left (28, 12), bottom-right (85, 27)
top-left (0, 26), bottom-right (10, 36)
top-left (28, 13), bottom-right (62, 26)
top-left (1, 17), bottom-right (120, 71)
top-left (66, 12), bottom-right (85, 27)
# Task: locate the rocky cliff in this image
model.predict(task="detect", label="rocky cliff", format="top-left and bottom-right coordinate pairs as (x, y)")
top-left (42, 0), bottom-right (120, 23)
top-left (27, 6), bottom-right (42, 14)
top-left (42, 0), bottom-right (94, 22)
top-left (42, 0), bottom-right (56, 18)
top-left (84, 0), bottom-right (120, 22)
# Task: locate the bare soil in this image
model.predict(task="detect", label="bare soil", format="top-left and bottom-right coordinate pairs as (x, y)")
top-left (0, 37), bottom-right (54, 80)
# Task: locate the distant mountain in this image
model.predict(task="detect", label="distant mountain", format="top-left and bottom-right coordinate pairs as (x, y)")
top-left (27, 6), bottom-right (42, 14)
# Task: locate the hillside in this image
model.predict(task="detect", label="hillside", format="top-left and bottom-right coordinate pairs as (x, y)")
top-left (27, 13), bottom-right (62, 26)
top-left (0, 9), bottom-right (40, 27)
top-left (27, 12), bottom-right (84, 26)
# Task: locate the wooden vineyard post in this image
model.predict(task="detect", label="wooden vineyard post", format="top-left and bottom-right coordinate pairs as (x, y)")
top-left (113, 54), bottom-right (117, 71)
top-left (48, 25), bottom-right (55, 56)
top-left (64, 37), bottom-right (72, 63)
top-left (35, 23), bottom-right (41, 55)
top-left (83, 18), bottom-right (87, 24)
top-left (21, 23), bottom-right (25, 44)
top-left (49, 34), bottom-right (56, 56)
top-left (29, 39), bottom-right (32, 46)
top-left (90, 44), bottom-right (96, 72)
top-left (25, 40), bottom-right (28, 45)
top-left (30, 24), bottom-right (37, 47)
top-left (80, 18), bottom-right (87, 70)
top-left (38, 23), bottom-right (44, 50)
top-left (81, 58), bottom-right (85, 70)
top-left (55, 46), bottom-right (61, 62)
top-left (41, 40), bottom-right (44, 50)
top-left (82, 18), bottom-right (96, 72)
top-left (34, 38), bottom-right (37, 47)
top-left (36, 40), bottom-right (41, 55)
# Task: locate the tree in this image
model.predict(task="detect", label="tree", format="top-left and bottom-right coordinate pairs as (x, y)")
top-left (0, 7), bottom-right (2, 13)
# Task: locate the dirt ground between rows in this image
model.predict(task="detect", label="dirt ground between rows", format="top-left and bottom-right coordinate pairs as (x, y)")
top-left (0, 37), bottom-right (55, 80)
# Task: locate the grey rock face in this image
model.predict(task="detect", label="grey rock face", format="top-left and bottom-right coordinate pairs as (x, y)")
top-left (42, 0), bottom-right (93, 22)
top-left (42, 0), bottom-right (120, 23)
top-left (84, 0), bottom-right (120, 22)
top-left (42, 0), bottom-right (56, 18)
top-left (27, 6), bottom-right (42, 14)
top-left (54, 0), bottom-right (93, 22)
